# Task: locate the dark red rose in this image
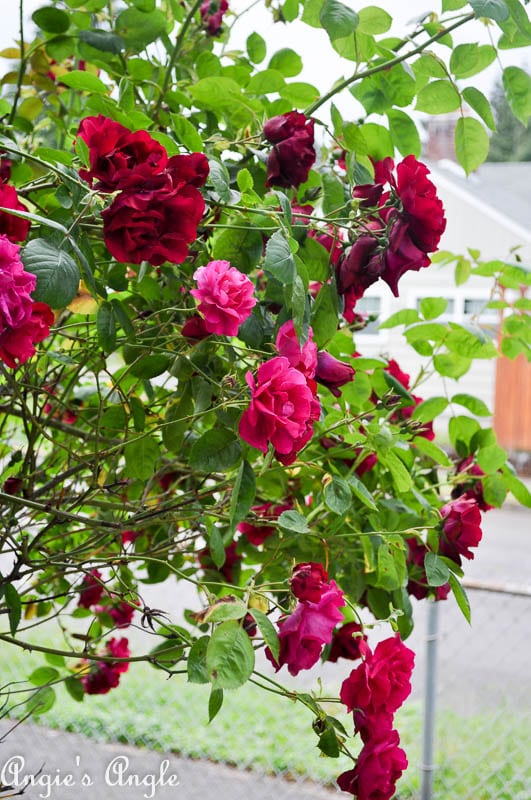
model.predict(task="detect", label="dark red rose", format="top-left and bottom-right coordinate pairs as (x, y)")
top-left (77, 115), bottom-right (168, 192)
top-left (242, 613), bottom-right (257, 637)
top-left (3, 476), bottom-right (23, 495)
top-left (81, 637), bottom-right (130, 695)
top-left (451, 456), bottom-right (493, 512)
top-left (336, 228), bottom-right (384, 321)
top-left (439, 497), bottom-right (483, 565)
top-left (102, 184), bottom-right (205, 266)
top-left (200, 0), bottom-right (229, 35)
top-left (328, 622), bottom-right (367, 663)
top-left (393, 394), bottom-right (435, 441)
top-left (340, 634), bottom-right (415, 727)
top-left (314, 351), bottom-right (355, 397)
top-left (108, 600), bottom-right (137, 628)
top-left (0, 157), bottom-right (12, 183)
top-left (182, 314), bottom-right (211, 341)
top-left (0, 184), bottom-right (31, 242)
top-left (264, 111), bottom-right (315, 189)
top-left (78, 569), bottom-right (104, 609)
top-left (337, 728), bottom-right (408, 800)
top-left (198, 540), bottom-right (242, 583)
top-left (238, 501), bottom-right (292, 545)
top-left (385, 358), bottom-right (411, 390)
top-left (406, 537), bottom-right (450, 602)
top-left (290, 562), bottom-right (329, 603)
top-left (121, 529), bottom-right (142, 545)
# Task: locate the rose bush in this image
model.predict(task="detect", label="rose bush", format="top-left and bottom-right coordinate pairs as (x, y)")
top-left (0, 1), bottom-right (529, 797)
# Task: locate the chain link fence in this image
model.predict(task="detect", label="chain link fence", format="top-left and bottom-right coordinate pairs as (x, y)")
top-left (0, 511), bottom-right (530, 800)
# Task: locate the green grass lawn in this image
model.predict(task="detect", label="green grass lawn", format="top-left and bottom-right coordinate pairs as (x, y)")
top-left (1, 641), bottom-right (530, 799)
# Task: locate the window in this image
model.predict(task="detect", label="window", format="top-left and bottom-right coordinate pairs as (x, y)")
top-left (356, 296), bottom-right (382, 335)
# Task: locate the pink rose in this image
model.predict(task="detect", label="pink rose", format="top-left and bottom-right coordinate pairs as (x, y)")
top-left (0, 235), bottom-right (36, 331)
top-left (200, 0), bottom-right (229, 35)
top-left (191, 260), bottom-right (256, 336)
top-left (439, 497), bottom-right (483, 564)
top-left (239, 356), bottom-right (321, 465)
top-left (267, 580), bottom-right (345, 676)
top-left (275, 320), bottom-right (317, 378)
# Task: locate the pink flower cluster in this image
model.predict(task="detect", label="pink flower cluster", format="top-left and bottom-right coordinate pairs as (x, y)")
top-left (239, 321), bottom-right (357, 464)
top-left (191, 259), bottom-right (256, 336)
top-left (0, 236), bottom-right (53, 368)
top-left (338, 634), bottom-right (415, 800)
top-left (77, 115), bottom-right (209, 266)
top-left (237, 501), bottom-right (293, 545)
top-left (337, 156), bottom-right (446, 320)
top-left (266, 562), bottom-right (345, 676)
top-left (200, 0), bottom-right (229, 35)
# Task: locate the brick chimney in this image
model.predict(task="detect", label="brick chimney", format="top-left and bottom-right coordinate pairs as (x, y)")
top-left (422, 115), bottom-right (458, 162)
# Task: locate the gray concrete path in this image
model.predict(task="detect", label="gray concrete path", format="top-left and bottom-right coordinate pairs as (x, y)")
top-left (0, 720), bottom-right (338, 800)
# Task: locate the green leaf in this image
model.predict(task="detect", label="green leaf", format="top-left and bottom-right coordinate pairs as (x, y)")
top-left (310, 283), bottom-right (339, 348)
top-left (268, 48), bottom-right (303, 77)
top-left (247, 32), bottom-right (267, 64)
top-left (130, 355), bottom-right (170, 379)
top-left (264, 231), bottom-right (296, 283)
top-left (416, 80), bottom-right (461, 114)
top-left (320, 0), bottom-right (359, 40)
top-left (277, 509), bottom-right (309, 533)
top-left (503, 66), bottom-right (531, 125)
top-left (324, 476), bottom-right (352, 514)
top-left (22, 239), bottom-right (80, 308)
top-left (247, 69), bottom-right (285, 94)
top-left (206, 600), bottom-right (248, 623)
top-left (379, 309), bottom-right (420, 329)
top-left (123, 436), bottom-right (160, 480)
top-left (447, 322), bottom-right (497, 358)
top-left (208, 159), bottom-right (232, 203)
top-left (96, 302), bottom-right (117, 354)
top-left (322, 172), bottom-right (345, 217)
top-left (206, 621), bottom-right (255, 690)
top-left (248, 608), bottom-right (280, 662)
top-left (376, 543), bottom-right (404, 590)
top-left (359, 123), bottom-right (394, 160)
top-left (190, 429), bottom-right (241, 472)
top-left (213, 227), bottom-right (263, 273)
top-left (433, 353), bottom-right (471, 379)
top-left (26, 687), bottom-right (56, 716)
top-left (412, 397), bottom-right (449, 423)
top-left (381, 451), bottom-right (413, 492)
top-left (469, 0), bottom-right (510, 21)
top-left (449, 415), bottom-right (481, 455)
top-left (5, 584), bottom-right (21, 636)
top-left (172, 115), bottom-right (204, 152)
top-left (32, 7), bottom-right (70, 33)
top-left (60, 71), bottom-right (108, 94)
top-left (79, 29), bottom-right (125, 53)
top-left (455, 255), bottom-right (473, 285)
top-left (347, 474), bottom-right (378, 510)
top-left (279, 82), bottom-right (320, 106)
top-left (424, 553), bottom-right (450, 587)
top-left (482, 474), bottom-right (508, 507)
top-left (229, 460), bottom-right (256, 529)
top-left (29, 667), bottom-right (60, 686)
top-left (449, 44), bottom-right (496, 78)
top-left (477, 444), bottom-right (507, 472)
top-left (187, 636), bottom-right (210, 684)
top-left (448, 573), bottom-right (471, 623)
top-left (412, 436), bottom-right (452, 467)
top-left (502, 470), bottom-right (531, 507)
top-left (455, 117), bottom-right (490, 174)
top-left (357, 6), bottom-right (392, 34)
top-left (420, 297), bottom-right (449, 320)
top-left (318, 728), bottom-right (340, 758)
top-left (208, 687), bottom-right (224, 723)
top-left (64, 676), bottom-right (85, 702)
top-left (115, 8), bottom-right (167, 49)
top-left (387, 109), bottom-right (421, 158)
top-left (451, 393), bottom-right (491, 416)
